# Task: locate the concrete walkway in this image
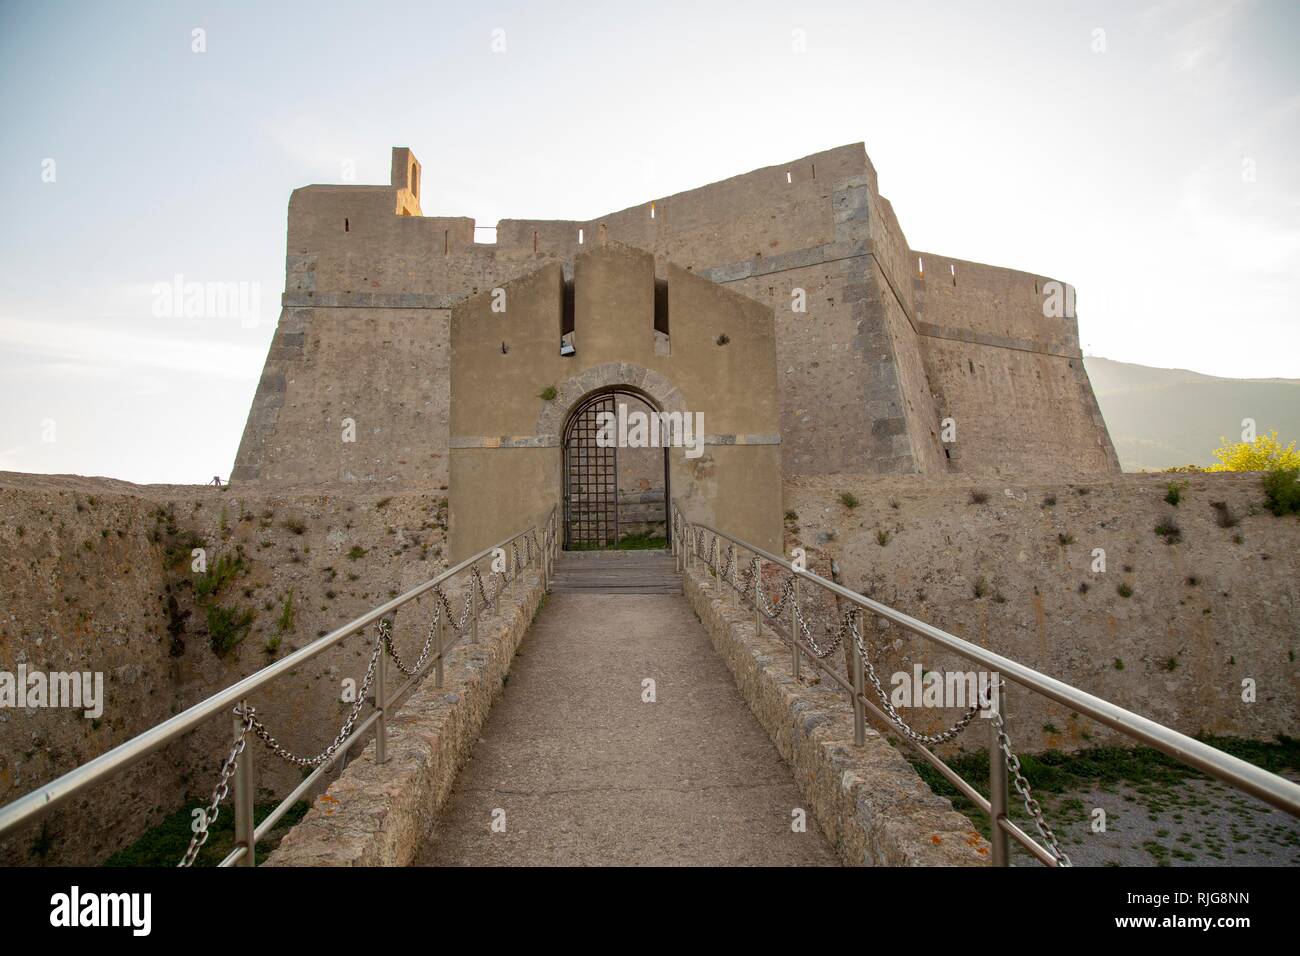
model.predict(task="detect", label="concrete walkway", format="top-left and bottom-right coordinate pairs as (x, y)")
top-left (415, 591), bottom-right (838, 866)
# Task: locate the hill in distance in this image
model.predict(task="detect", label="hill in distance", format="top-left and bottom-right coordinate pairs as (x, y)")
top-left (1084, 357), bottom-right (1300, 472)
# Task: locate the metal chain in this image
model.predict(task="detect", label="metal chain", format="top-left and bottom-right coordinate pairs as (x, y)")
top-left (176, 529), bottom-right (549, 869)
top-left (178, 707), bottom-right (254, 867)
top-left (992, 705), bottom-right (1073, 866)
top-left (380, 610), bottom-right (439, 677)
top-left (791, 599), bottom-right (849, 658)
top-left (846, 613), bottom-right (981, 746)
top-left (676, 504), bottom-right (1071, 866)
top-left (685, 509), bottom-right (976, 744)
top-left (246, 634), bottom-right (383, 769)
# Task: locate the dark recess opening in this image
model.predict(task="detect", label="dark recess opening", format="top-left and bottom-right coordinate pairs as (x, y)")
top-left (562, 278), bottom-right (575, 336)
top-left (653, 279), bottom-right (669, 335)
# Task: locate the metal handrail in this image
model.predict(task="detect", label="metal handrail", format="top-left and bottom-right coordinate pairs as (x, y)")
top-left (671, 500), bottom-right (1300, 867)
top-left (0, 506), bottom-right (561, 866)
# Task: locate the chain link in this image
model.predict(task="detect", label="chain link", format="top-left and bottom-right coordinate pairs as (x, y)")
top-left (246, 635), bottom-right (383, 769)
top-left (676, 503), bottom-right (1074, 866)
top-left (178, 707), bottom-right (253, 867)
top-left (992, 703), bottom-right (1073, 866)
top-left (174, 529), bottom-right (548, 868)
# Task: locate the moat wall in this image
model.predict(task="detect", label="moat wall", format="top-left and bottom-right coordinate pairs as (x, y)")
top-left (0, 473), bottom-right (462, 866)
top-left (782, 472), bottom-right (1299, 755)
top-left (2, 470), bottom-right (1294, 864)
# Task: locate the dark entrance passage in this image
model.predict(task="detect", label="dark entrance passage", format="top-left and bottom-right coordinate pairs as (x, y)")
top-left (562, 389), bottom-right (668, 550)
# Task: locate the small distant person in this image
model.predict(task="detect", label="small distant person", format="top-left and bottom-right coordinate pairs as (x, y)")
top-left (210, 476), bottom-right (223, 487)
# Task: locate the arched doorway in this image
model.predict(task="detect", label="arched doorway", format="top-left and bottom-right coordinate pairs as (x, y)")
top-left (562, 388), bottom-right (669, 550)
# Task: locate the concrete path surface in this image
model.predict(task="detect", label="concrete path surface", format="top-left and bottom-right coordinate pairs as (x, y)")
top-left (415, 590), bottom-right (838, 866)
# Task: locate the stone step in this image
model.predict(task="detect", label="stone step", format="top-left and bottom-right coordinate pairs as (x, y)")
top-left (551, 549), bottom-right (682, 594)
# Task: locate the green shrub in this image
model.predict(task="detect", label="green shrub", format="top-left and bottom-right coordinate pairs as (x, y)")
top-left (1164, 482), bottom-right (1184, 507)
top-left (838, 492), bottom-right (860, 509)
top-left (195, 553), bottom-right (246, 599)
top-left (275, 590), bottom-right (294, 636)
top-left (875, 529), bottom-right (891, 546)
top-left (1263, 468), bottom-right (1300, 516)
top-left (207, 604), bottom-right (255, 656)
top-left (347, 545), bottom-right (367, 560)
top-left (538, 386), bottom-right (558, 401)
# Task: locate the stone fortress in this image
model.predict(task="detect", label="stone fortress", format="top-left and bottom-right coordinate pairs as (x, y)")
top-left (2, 142), bottom-right (1295, 868)
top-left (233, 143), bottom-right (1119, 506)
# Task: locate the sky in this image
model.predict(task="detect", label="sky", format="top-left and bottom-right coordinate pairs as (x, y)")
top-left (1, 0), bottom-right (1297, 483)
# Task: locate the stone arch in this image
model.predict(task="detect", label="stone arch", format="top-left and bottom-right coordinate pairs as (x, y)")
top-left (536, 362), bottom-right (686, 441)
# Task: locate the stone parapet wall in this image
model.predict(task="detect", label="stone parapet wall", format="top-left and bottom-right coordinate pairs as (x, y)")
top-left (267, 568), bottom-right (544, 866)
top-left (682, 564), bottom-right (988, 866)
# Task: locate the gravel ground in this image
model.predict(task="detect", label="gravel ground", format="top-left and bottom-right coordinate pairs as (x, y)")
top-left (1008, 771), bottom-right (1300, 867)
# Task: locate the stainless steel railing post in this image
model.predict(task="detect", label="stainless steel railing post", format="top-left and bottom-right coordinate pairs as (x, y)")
top-left (470, 564), bottom-right (479, 645)
top-left (989, 679), bottom-right (1011, 866)
top-left (850, 612), bottom-right (866, 747)
top-left (233, 702), bottom-right (255, 867)
top-left (375, 632), bottom-right (388, 766)
top-left (434, 602), bottom-right (445, 687)
top-left (791, 575), bottom-right (801, 681)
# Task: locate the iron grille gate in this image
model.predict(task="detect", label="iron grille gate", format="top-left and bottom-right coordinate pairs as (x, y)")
top-left (564, 392), bottom-right (619, 548)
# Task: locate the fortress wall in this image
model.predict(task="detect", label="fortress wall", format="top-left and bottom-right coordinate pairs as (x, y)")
top-left (234, 306), bottom-right (451, 485)
top-left (867, 193), bottom-right (918, 321)
top-left (286, 144), bottom-right (868, 295)
top-left (568, 144), bottom-right (862, 268)
top-left (913, 251), bottom-right (1078, 355)
top-left (0, 482), bottom-right (190, 866)
top-left (909, 252), bottom-right (1118, 476)
top-left (785, 472), bottom-right (1299, 755)
top-left (449, 263), bottom-right (569, 439)
top-left (0, 473), bottom-right (456, 865)
top-left (866, 260), bottom-right (949, 474)
top-left (716, 263), bottom-right (869, 474)
top-left (236, 142), bottom-right (1119, 487)
top-left (832, 174), bottom-right (946, 476)
top-left (919, 338), bottom-right (1118, 477)
top-left (239, 147), bottom-right (871, 485)
top-left (448, 246), bottom-right (784, 559)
